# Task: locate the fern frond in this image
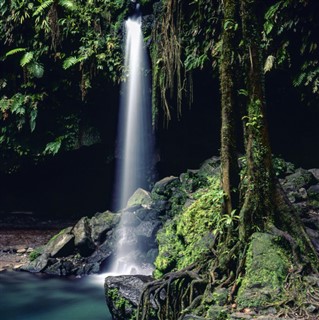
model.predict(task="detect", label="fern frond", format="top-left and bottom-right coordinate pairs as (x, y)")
top-left (59, 0), bottom-right (76, 10)
top-left (33, 0), bottom-right (54, 16)
top-left (44, 138), bottom-right (63, 155)
top-left (63, 55), bottom-right (86, 69)
top-left (20, 52), bottom-right (34, 67)
top-left (11, 94), bottom-right (25, 114)
top-left (5, 48), bottom-right (26, 57)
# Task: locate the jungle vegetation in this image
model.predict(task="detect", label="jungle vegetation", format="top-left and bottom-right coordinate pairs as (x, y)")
top-left (1, 0), bottom-right (319, 318)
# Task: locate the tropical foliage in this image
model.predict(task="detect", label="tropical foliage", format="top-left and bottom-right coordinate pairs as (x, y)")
top-left (0, 0), bottom-right (127, 171)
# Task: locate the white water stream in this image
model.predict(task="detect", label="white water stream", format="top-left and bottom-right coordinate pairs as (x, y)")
top-left (110, 4), bottom-right (154, 275)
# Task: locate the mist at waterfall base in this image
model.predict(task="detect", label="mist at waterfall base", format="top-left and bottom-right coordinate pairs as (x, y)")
top-left (110, 6), bottom-right (154, 276)
top-left (0, 271), bottom-right (111, 320)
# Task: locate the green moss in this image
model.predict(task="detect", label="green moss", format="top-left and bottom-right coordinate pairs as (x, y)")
top-left (106, 288), bottom-right (136, 320)
top-left (47, 228), bottom-right (68, 244)
top-left (29, 248), bottom-right (42, 261)
top-left (154, 176), bottom-right (224, 277)
top-left (237, 232), bottom-right (291, 308)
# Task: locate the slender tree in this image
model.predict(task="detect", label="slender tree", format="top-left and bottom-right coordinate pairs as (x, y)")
top-left (219, 0), bottom-right (240, 216)
top-left (238, 0), bottom-right (275, 240)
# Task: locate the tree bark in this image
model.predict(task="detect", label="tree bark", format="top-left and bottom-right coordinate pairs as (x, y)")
top-left (239, 0), bottom-right (275, 240)
top-left (220, 0), bottom-right (240, 216)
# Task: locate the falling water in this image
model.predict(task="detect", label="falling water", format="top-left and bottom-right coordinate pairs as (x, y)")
top-left (110, 3), bottom-right (154, 275)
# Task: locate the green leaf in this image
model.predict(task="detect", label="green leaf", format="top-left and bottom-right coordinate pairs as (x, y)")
top-left (264, 21), bottom-right (273, 35)
top-left (5, 48), bottom-right (26, 57)
top-left (30, 109), bottom-right (38, 132)
top-left (63, 56), bottom-right (86, 69)
top-left (44, 138), bottom-right (63, 155)
top-left (11, 94), bottom-right (24, 114)
top-left (20, 52), bottom-right (34, 67)
top-left (27, 62), bottom-right (44, 78)
top-left (33, 0), bottom-right (54, 16)
top-left (59, 0), bottom-right (76, 10)
top-left (238, 89), bottom-right (248, 96)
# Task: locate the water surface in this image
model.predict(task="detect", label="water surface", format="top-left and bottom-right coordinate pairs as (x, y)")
top-left (0, 271), bottom-right (111, 320)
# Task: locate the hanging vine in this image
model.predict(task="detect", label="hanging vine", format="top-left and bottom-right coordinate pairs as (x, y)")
top-left (150, 0), bottom-right (219, 125)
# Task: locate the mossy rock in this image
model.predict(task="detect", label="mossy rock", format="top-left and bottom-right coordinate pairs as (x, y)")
top-left (105, 275), bottom-right (153, 320)
top-left (151, 176), bottom-right (180, 199)
top-left (127, 188), bottom-right (152, 208)
top-left (308, 184), bottom-right (319, 202)
top-left (206, 305), bottom-right (228, 320)
top-left (45, 227), bottom-right (75, 258)
top-left (180, 170), bottom-right (208, 193)
top-left (283, 168), bottom-right (317, 191)
top-left (236, 232), bottom-right (290, 308)
top-left (197, 157), bottom-right (221, 177)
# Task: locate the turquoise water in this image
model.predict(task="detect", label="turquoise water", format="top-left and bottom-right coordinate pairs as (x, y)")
top-left (0, 271), bottom-right (111, 320)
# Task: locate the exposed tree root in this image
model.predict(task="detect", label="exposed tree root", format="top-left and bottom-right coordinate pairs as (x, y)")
top-left (137, 263), bottom-right (209, 320)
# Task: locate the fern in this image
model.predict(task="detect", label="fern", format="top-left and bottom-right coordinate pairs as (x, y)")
top-left (20, 52), bottom-right (34, 67)
top-left (63, 56), bottom-right (86, 69)
top-left (5, 48), bottom-right (26, 57)
top-left (59, 0), bottom-right (76, 11)
top-left (44, 138), bottom-right (63, 155)
top-left (11, 94), bottom-right (25, 115)
top-left (33, 0), bottom-right (54, 16)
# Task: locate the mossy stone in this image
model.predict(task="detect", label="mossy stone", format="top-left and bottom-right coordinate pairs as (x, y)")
top-left (237, 232), bottom-right (290, 308)
top-left (127, 188), bottom-right (152, 208)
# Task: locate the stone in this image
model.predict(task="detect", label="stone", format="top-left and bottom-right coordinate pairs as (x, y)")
top-left (72, 217), bottom-right (95, 256)
top-left (87, 239), bottom-right (113, 266)
top-left (105, 275), bottom-right (153, 320)
top-left (135, 220), bottom-right (161, 239)
top-left (307, 184), bottom-right (319, 202)
top-left (90, 211), bottom-right (119, 244)
top-left (197, 156), bottom-right (221, 177)
top-left (305, 227), bottom-right (319, 252)
top-left (45, 260), bottom-right (75, 276)
top-left (45, 228), bottom-right (75, 258)
top-left (283, 168), bottom-right (317, 192)
top-left (206, 305), bottom-right (228, 319)
top-left (182, 315), bottom-right (206, 320)
top-left (134, 207), bottom-right (160, 221)
top-left (230, 312), bottom-right (252, 319)
top-left (21, 253), bottom-right (50, 272)
top-left (120, 209), bottom-right (142, 227)
top-left (151, 176), bottom-right (179, 197)
top-left (16, 248), bottom-right (26, 254)
top-left (309, 168), bottom-right (319, 181)
top-left (127, 188), bottom-right (152, 208)
top-left (236, 232), bottom-right (290, 308)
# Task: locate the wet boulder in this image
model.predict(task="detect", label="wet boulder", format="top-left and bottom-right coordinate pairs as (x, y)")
top-left (105, 275), bottom-right (153, 320)
top-left (72, 217), bottom-right (95, 257)
top-left (90, 211), bottom-right (120, 244)
top-left (127, 188), bottom-right (152, 208)
top-left (283, 168), bottom-right (317, 192)
top-left (45, 227), bottom-right (75, 258)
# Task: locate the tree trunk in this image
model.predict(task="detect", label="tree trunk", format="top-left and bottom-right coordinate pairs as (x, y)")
top-left (220, 0), bottom-right (240, 216)
top-left (239, 0), bottom-right (275, 240)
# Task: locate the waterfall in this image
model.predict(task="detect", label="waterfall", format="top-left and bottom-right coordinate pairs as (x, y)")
top-left (110, 4), bottom-right (154, 275)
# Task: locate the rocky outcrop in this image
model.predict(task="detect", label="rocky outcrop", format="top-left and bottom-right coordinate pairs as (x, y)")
top-left (22, 189), bottom-right (169, 276)
top-left (22, 211), bottom-right (120, 276)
